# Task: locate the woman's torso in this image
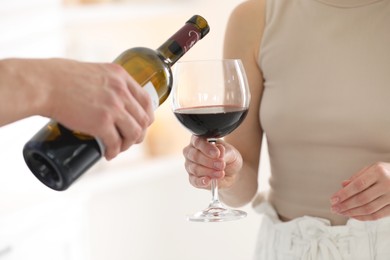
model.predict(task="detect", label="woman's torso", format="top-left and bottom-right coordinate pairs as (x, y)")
top-left (259, 0), bottom-right (390, 225)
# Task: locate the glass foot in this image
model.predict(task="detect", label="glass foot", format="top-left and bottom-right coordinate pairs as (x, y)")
top-left (187, 205), bottom-right (247, 222)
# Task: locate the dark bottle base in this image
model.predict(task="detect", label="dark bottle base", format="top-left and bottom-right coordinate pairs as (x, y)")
top-left (23, 142), bottom-right (102, 191)
top-left (23, 149), bottom-right (66, 191)
top-left (23, 121), bottom-right (102, 191)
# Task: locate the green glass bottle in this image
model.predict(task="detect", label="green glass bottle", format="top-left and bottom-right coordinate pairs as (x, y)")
top-left (23, 15), bottom-right (210, 191)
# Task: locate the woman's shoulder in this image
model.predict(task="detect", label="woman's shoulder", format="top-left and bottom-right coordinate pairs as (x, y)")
top-left (229, 0), bottom-right (266, 25)
top-left (224, 0), bottom-right (266, 58)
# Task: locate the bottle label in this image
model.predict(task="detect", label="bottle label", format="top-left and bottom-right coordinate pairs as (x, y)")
top-left (170, 23), bottom-right (201, 54)
top-left (143, 81), bottom-right (159, 111)
top-left (95, 138), bottom-right (105, 155)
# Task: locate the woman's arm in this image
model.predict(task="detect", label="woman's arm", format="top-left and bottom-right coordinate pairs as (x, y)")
top-left (219, 0), bottom-right (267, 207)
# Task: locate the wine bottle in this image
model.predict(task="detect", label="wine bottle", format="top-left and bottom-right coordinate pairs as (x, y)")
top-left (22, 15), bottom-right (210, 191)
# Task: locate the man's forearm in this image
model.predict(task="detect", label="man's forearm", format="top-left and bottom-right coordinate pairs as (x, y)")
top-left (0, 58), bottom-right (48, 126)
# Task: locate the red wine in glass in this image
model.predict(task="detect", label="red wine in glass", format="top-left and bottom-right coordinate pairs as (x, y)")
top-left (174, 105), bottom-right (248, 139)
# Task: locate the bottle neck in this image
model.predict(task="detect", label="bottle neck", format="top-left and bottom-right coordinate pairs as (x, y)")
top-left (157, 22), bottom-right (202, 66)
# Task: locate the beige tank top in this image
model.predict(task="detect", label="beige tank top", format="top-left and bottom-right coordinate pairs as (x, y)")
top-left (259, 0), bottom-right (390, 225)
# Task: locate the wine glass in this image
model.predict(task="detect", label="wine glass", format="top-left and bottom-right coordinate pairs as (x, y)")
top-left (171, 59), bottom-right (251, 222)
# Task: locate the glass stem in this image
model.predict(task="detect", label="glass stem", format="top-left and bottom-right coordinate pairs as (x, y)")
top-left (208, 139), bottom-right (222, 208)
top-left (211, 178), bottom-right (221, 206)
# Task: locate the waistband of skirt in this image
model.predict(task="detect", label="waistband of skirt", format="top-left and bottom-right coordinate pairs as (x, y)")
top-left (254, 200), bottom-right (390, 231)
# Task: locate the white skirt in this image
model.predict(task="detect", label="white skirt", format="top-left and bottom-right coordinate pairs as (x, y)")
top-left (253, 202), bottom-right (390, 260)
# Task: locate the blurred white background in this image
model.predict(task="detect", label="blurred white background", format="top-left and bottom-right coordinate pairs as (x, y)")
top-left (0, 0), bottom-right (271, 259)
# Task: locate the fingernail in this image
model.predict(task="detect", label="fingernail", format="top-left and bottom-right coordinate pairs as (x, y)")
top-left (209, 149), bottom-right (218, 158)
top-left (212, 171), bottom-right (223, 178)
top-left (331, 205), bottom-right (340, 213)
top-left (213, 161), bottom-right (223, 170)
top-left (342, 180), bottom-right (351, 187)
top-left (201, 178), bottom-right (209, 186)
top-left (331, 196), bottom-right (339, 205)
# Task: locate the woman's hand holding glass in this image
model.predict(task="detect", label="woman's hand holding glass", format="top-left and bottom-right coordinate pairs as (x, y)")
top-left (183, 136), bottom-right (243, 190)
